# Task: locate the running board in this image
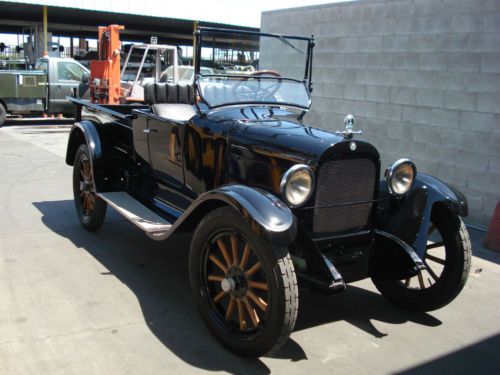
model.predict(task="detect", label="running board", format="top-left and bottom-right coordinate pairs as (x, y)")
top-left (99, 192), bottom-right (172, 239)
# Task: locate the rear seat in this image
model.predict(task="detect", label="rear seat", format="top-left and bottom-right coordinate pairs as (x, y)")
top-left (143, 83), bottom-right (196, 122)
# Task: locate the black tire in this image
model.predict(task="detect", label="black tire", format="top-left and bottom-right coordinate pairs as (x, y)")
top-left (372, 206), bottom-right (471, 312)
top-left (0, 102), bottom-right (6, 127)
top-left (72, 144), bottom-right (107, 231)
top-left (189, 206), bottom-right (298, 357)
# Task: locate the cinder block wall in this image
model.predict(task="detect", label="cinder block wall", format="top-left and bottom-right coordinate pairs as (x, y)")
top-left (261, 0), bottom-right (500, 227)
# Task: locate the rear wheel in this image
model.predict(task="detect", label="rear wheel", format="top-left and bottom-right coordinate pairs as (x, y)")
top-left (189, 207), bottom-right (298, 357)
top-left (72, 144), bottom-right (107, 231)
top-left (0, 102), bottom-right (6, 127)
top-left (372, 206), bottom-right (471, 311)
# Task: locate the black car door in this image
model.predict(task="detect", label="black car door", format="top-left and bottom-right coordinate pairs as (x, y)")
top-left (147, 116), bottom-right (188, 207)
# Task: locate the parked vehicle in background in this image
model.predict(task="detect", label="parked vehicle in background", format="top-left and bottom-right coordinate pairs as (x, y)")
top-left (160, 65), bottom-right (214, 84)
top-left (120, 43), bottom-right (180, 102)
top-left (0, 59), bottom-right (30, 70)
top-left (0, 56), bottom-right (89, 126)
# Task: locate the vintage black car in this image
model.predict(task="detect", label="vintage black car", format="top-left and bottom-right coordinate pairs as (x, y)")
top-left (66, 27), bottom-right (471, 357)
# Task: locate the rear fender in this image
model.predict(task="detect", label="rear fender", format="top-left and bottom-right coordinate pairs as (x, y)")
top-left (66, 121), bottom-right (102, 165)
top-left (377, 173), bottom-right (468, 259)
top-left (66, 121), bottom-right (105, 191)
top-left (155, 184), bottom-right (297, 248)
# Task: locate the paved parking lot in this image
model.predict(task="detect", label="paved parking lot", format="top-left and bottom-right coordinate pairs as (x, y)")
top-left (1, 124), bottom-right (499, 374)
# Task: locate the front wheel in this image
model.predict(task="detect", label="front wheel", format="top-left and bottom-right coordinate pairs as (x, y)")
top-left (189, 206), bottom-right (299, 357)
top-left (72, 144), bottom-right (107, 231)
top-left (372, 206), bottom-right (471, 312)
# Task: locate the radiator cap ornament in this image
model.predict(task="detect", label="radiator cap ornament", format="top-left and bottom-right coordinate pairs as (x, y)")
top-left (344, 114), bottom-right (355, 130)
top-left (336, 114), bottom-right (362, 139)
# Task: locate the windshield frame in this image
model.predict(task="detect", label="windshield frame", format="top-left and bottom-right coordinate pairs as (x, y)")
top-left (194, 26), bottom-right (315, 108)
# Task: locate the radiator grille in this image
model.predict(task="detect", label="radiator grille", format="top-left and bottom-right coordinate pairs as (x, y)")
top-left (313, 158), bottom-right (376, 235)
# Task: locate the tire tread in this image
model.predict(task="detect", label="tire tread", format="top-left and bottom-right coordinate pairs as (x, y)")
top-left (0, 102), bottom-right (6, 127)
top-left (268, 253), bottom-right (299, 355)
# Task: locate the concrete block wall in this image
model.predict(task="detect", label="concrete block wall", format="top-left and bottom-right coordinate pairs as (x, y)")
top-left (261, 0), bottom-right (500, 227)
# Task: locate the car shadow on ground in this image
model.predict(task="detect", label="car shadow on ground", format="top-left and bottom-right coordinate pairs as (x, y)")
top-left (34, 199), bottom-right (442, 371)
top-left (296, 286), bottom-right (441, 337)
top-left (399, 334), bottom-right (500, 373)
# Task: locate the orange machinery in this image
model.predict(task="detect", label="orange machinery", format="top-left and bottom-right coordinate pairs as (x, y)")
top-left (89, 24), bottom-right (124, 104)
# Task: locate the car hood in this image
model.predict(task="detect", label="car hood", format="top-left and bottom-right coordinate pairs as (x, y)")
top-left (205, 106), bottom-right (380, 196)
top-left (209, 107), bottom-right (345, 165)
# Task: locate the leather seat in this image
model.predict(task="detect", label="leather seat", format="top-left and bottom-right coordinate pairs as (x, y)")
top-left (143, 83), bottom-right (196, 121)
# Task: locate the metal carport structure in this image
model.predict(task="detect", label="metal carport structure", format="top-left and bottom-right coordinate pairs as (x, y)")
top-left (0, 1), bottom-right (258, 46)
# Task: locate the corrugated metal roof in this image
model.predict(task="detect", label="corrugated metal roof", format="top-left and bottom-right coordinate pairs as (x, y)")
top-left (0, 0), bottom-right (257, 27)
top-left (0, 0), bottom-right (258, 44)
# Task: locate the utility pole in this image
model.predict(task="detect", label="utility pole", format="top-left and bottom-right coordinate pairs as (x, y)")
top-left (192, 20), bottom-right (197, 66)
top-left (43, 5), bottom-right (48, 56)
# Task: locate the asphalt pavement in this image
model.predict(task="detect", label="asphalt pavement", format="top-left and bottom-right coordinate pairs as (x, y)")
top-left (1, 124), bottom-right (499, 374)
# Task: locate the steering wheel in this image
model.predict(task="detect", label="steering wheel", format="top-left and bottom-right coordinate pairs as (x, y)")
top-left (232, 70), bottom-right (282, 101)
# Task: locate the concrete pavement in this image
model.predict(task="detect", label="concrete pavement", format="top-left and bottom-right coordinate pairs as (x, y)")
top-left (0, 124), bottom-right (499, 374)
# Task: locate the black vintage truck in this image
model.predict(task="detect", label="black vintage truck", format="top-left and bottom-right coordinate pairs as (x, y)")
top-left (65, 28), bottom-right (471, 357)
top-left (0, 57), bottom-right (88, 126)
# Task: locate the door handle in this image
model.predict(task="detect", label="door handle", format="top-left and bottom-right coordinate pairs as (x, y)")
top-left (142, 128), bottom-right (151, 134)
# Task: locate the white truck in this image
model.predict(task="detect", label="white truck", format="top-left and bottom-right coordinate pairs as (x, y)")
top-left (0, 57), bottom-right (89, 126)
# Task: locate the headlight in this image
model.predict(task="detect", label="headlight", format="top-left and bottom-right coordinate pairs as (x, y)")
top-left (385, 159), bottom-right (416, 195)
top-left (280, 164), bottom-right (315, 207)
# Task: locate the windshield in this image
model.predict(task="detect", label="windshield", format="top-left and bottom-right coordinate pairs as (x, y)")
top-left (198, 76), bottom-right (311, 109)
top-left (196, 28), bottom-right (313, 109)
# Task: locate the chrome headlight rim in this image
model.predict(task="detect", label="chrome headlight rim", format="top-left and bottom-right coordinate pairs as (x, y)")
top-left (280, 164), bottom-right (315, 208)
top-left (386, 158), bottom-right (417, 196)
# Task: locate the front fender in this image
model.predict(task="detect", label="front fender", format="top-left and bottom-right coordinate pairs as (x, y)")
top-left (376, 173), bottom-right (468, 258)
top-left (417, 174), bottom-right (468, 217)
top-left (153, 184), bottom-right (297, 247)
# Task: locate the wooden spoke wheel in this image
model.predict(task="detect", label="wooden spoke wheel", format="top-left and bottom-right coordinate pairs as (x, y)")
top-left (400, 223), bottom-right (447, 290)
top-left (72, 144), bottom-right (107, 231)
top-left (204, 232), bottom-right (270, 333)
top-left (372, 206), bottom-right (471, 312)
top-left (79, 157), bottom-right (96, 216)
top-left (189, 207), bottom-right (298, 357)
